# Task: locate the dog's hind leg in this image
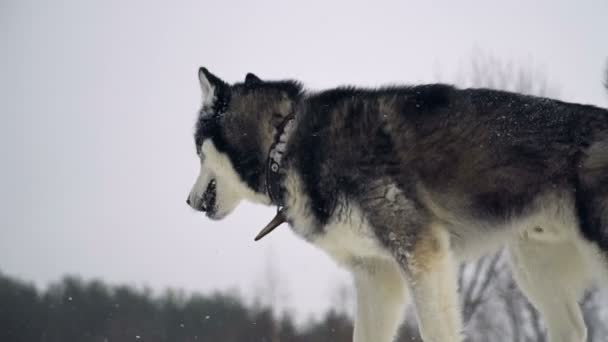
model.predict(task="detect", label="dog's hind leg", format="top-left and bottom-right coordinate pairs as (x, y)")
top-left (351, 258), bottom-right (409, 342)
top-left (508, 223), bottom-right (591, 342)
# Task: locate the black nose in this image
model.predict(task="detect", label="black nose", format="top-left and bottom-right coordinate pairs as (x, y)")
top-left (186, 197), bottom-right (191, 205)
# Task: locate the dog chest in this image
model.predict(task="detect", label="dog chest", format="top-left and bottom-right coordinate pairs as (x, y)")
top-left (308, 208), bottom-right (393, 265)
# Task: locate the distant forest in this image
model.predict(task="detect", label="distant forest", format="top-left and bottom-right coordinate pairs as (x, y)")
top-left (0, 271), bottom-right (374, 342)
top-left (2, 261), bottom-right (608, 342)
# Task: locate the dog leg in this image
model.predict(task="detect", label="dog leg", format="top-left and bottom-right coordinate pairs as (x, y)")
top-left (398, 224), bottom-right (463, 342)
top-left (508, 227), bottom-right (590, 342)
top-left (351, 258), bottom-right (409, 342)
top-left (358, 182), bottom-right (462, 341)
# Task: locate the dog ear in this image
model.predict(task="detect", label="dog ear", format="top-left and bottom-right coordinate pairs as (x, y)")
top-left (198, 67), bottom-right (228, 107)
top-left (245, 73), bottom-right (262, 86)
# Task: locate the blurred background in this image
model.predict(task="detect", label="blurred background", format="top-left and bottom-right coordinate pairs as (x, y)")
top-left (1, 0), bottom-right (608, 341)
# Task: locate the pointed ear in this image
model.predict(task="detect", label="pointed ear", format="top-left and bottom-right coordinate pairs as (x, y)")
top-left (198, 67), bottom-right (215, 106)
top-left (245, 72), bottom-right (262, 86)
top-left (198, 67), bottom-right (228, 107)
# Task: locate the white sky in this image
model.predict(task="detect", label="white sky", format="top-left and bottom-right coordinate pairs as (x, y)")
top-left (1, 0), bottom-right (607, 319)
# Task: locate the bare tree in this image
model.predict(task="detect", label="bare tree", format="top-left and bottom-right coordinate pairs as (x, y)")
top-left (330, 281), bottom-right (354, 317)
top-left (605, 59), bottom-right (608, 92)
top-left (457, 50), bottom-right (559, 97)
top-left (460, 251), bottom-right (504, 324)
top-left (253, 248), bottom-right (290, 342)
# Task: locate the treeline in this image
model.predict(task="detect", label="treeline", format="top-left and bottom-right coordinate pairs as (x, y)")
top-left (2, 265), bottom-right (607, 342)
top-left (0, 271), bottom-right (359, 342)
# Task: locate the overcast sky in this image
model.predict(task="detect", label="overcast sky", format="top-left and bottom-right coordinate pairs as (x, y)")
top-left (1, 0), bottom-right (607, 319)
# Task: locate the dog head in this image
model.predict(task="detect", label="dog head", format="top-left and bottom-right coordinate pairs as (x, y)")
top-left (187, 68), bottom-right (302, 220)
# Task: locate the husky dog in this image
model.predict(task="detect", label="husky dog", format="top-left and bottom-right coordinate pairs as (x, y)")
top-left (187, 67), bottom-right (608, 342)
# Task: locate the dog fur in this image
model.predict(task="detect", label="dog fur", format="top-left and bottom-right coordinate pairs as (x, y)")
top-left (187, 67), bottom-right (608, 342)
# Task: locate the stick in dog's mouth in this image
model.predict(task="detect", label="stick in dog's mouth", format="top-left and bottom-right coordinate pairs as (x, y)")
top-left (254, 208), bottom-right (287, 241)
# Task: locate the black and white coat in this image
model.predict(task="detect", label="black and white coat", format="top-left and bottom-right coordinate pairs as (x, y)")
top-left (188, 68), bottom-right (608, 342)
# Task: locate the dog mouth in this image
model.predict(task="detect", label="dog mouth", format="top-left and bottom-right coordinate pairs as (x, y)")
top-left (201, 180), bottom-right (217, 216)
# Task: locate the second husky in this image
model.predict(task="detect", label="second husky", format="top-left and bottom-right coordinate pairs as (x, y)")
top-left (187, 69), bottom-right (608, 342)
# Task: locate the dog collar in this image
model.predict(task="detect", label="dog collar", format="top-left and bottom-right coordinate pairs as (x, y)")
top-left (265, 113), bottom-right (295, 207)
top-left (255, 114), bottom-right (295, 241)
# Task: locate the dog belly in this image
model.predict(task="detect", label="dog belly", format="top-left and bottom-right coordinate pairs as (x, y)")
top-left (448, 191), bottom-right (591, 262)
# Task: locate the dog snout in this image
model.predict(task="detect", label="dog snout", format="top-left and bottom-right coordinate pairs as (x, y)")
top-left (187, 179), bottom-right (217, 213)
top-left (187, 194), bottom-right (205, 212)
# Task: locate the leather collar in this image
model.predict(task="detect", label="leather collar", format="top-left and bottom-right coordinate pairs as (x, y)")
top-left (265, 113), bottom-right (295, 207)
top-left (255, 114), bottom-right (295, 242)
